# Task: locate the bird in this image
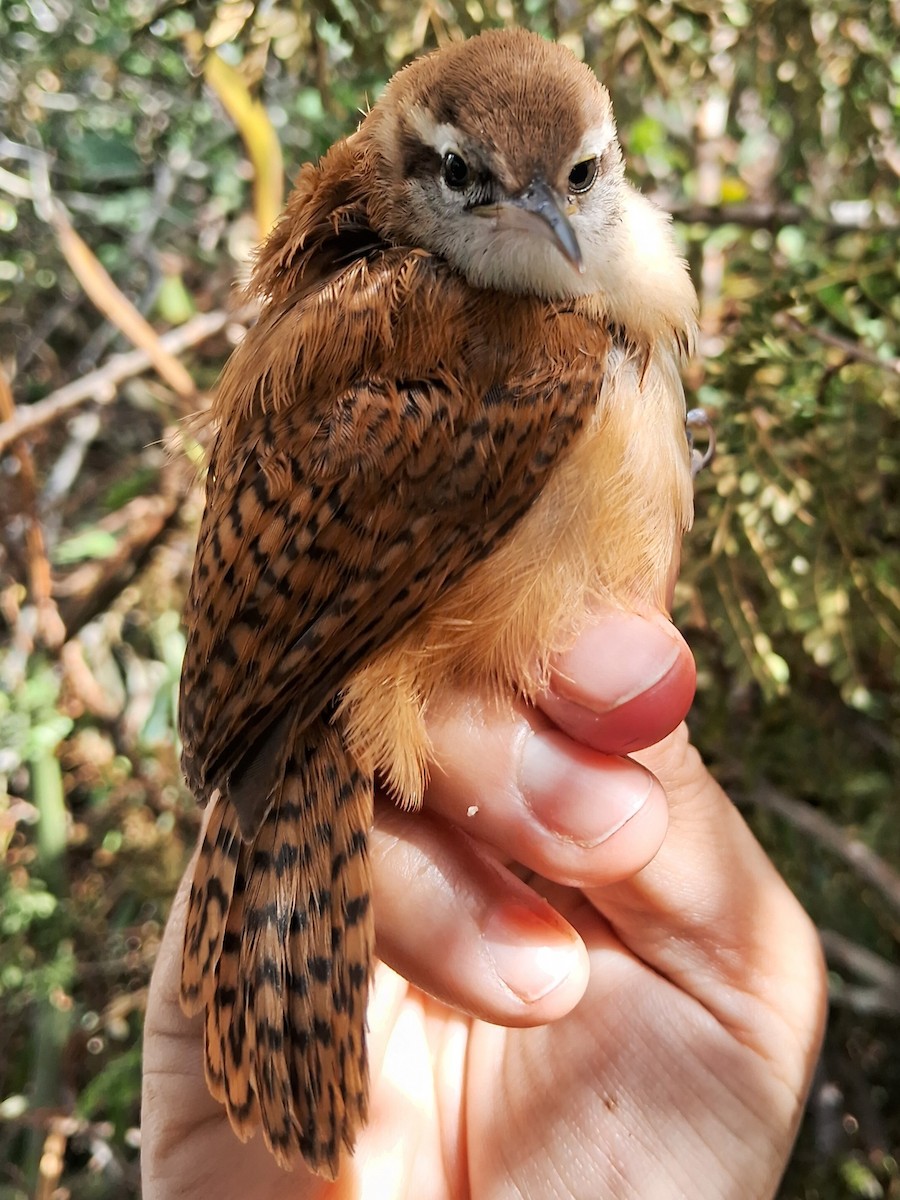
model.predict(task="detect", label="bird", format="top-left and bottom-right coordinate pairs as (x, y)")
top-left (177, 26), bottom-right (698, 1179)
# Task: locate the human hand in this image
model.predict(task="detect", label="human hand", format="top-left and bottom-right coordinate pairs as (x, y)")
top-left (142, 609), bottom-right (826, 1200)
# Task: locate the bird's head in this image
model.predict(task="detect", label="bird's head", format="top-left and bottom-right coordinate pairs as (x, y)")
top-left (362, 29), bottom-right (697, 345)
top-left (364, 29), bottom-right (619, 299)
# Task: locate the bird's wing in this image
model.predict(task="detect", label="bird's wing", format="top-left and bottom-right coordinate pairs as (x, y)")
top-left (179, 258), bottom-right (603, 838)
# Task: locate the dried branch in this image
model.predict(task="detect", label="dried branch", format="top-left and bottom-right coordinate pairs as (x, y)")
top-left (9, 143), bottom-right (199, 399)
top-left (829, 984), bottom-right (900, 1017)
top-left (53, 460), bottom-right (190, 640)
top-left (34, 1125), bottom-right (66, 1200)
top-left (51, 207), bottom-right (196, 399)
top-left (821, 928), bottom-right (900, 1019)
top-left (668, 200), bottom-right (900, 234)
top-left (0, 306), bottom-right (255, 453)
top-left (820, 929), bottom-right (900, 993)
top-left (197, 41), bottom-right (284, 239)
top-left (744, 781), bottom-right (900, 918)
top-left (781, 313), bottom-right (900, 375)
top-left (0, 364), bottom-right (66, 649)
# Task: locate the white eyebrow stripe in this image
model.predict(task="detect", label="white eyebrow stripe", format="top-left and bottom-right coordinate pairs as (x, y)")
top-left (572, 124), bottom-right (616, 163)
top-left (407, 105), bottom-right (465, 156)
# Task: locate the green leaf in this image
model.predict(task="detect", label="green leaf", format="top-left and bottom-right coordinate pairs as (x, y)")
top-left (52, 529), bottom-right (119, 565)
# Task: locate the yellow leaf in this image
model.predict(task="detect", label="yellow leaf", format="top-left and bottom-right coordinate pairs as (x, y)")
top-left (720, 177), bottom-right (748, 204)
top-left (203, 49), bottom-right (284, 240)
top-left (52, 209), bottom-right (196, 399)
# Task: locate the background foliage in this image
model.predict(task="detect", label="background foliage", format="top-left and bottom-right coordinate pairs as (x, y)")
top-left (1, 0), bottom-right (898, 1196)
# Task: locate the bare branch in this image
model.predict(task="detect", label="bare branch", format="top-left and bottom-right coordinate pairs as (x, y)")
top-left (744, 782), bottom-right (900, 917)
top-left (0, 306), bottom-right (255, 453)
top-left (48, 201), bottom-right (197, 399)
top-left (53, 458), bottom-right (191, 640)
top-left (819, 928), bottom-right (900, 992)
top-left (668, 200), bottom-right (899, 234)
top-left (0, 364), bottom-right (66, 649)
top-left (781, 313), bottom-right (900, 375)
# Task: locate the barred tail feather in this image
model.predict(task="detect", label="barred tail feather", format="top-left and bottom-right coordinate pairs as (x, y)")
top-left (179, 714), bottom-right (374, 1179)
top-left (181, 792), bottom-right (240, 1016)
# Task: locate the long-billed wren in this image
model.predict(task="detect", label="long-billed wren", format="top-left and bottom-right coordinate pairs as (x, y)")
top-left (178, 27), bottom-right (697, 1178)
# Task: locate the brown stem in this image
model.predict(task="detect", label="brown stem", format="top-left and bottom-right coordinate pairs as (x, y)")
top-left (781, 313), bottom-right (900, 375)
top-left (53, 460), bottom-right (190, 640)
top-left (668, 200), bottom-right (899, 234)
top-left (0, 365), bottom-right (66, 649)
top-left (0, 305), bottom-right (256, 453)
top-left (743, 781), bottom-right (900, 918)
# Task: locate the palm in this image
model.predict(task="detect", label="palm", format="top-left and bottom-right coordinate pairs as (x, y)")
top-left (368, 760), bottom-right (811, 1200)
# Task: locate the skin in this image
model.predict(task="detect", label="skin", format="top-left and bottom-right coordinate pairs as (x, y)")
top-left (142, 608), bottom-right (827, 1200)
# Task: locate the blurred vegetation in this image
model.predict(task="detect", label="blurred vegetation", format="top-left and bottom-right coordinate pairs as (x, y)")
top-left (0, 0), bottom-right (898, 1196)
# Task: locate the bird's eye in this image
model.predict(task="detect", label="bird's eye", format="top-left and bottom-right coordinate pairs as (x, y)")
top-left (441, 152), bottom-right (471, 190)
top-left (568, 157), bottom-right (598, 194)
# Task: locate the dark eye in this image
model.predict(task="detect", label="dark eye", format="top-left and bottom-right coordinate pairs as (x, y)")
top-left (568, 157), bottom-right (598, 194)
top-left (442, 152), bottom-right (471, 190)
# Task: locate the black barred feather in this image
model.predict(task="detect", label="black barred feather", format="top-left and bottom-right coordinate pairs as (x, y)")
top-left (181, 714), bottom-right (372, 1178)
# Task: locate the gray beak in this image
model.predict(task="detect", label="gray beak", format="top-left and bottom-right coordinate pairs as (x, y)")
top-left (474, 178), bottom-right (583, 273)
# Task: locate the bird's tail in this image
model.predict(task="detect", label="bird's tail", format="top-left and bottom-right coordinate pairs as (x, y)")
top-left (180, 714), bottom-right (374, 1178)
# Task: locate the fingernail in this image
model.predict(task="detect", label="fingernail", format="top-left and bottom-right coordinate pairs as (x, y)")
top-left (482, 902), bottom-right (580, 1003)
top-left (520, 730), bottom-right (653, 845)
top-left (553, 612), bottom-right (682, 713)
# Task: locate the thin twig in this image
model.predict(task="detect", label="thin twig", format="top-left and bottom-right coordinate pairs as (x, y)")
top-left (668, 200), bottom-right (899, 234)
top-left (2, 139), bottom-right (226, 407)
top-left (34, 1125), bottom-right (67, 1200)
top-left (73, 163), bottom-right (180, 378)
top-left (0, 305), bottom-right (255, 453)
top-left (48, 203), bottom-right (198, 400)
top-left (829, 984), bottom-right (900, 1017)
top-left (781, 313), bottom-right (900, 375)
top-left (820, 929), bottom-right (900, 990)
top-left (41, 410), bottom-right (102, 515)
top-left (16, 294), bottom-right (81, 375)
top-left (53, 460), bottom-right (189, 640)
top-left (743, 781), bottom-right (900, 918)
top-left (0, 364), bottom-right (66, 649)
top-left (820, 928), bottom-right (900, 1014)
top-left (0, 162), bottom-right (33, 199)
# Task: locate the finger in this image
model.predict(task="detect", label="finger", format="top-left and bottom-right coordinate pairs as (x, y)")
top-left (587, 724), bottom-right (827, 1074)
top-left (541, 607), bottom-right (696, 753)
top-left (143, 816), bottom-right (588, 1191)
top-left (418, 609), bottom-right (692, 887)
top-left (423, 699), bottom-right (669, 888)
top-left (371, 803), bottom-right (589, 1026)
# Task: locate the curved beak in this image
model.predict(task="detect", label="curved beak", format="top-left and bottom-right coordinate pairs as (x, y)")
top-left (474, 178), bottom-right (583, 273)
